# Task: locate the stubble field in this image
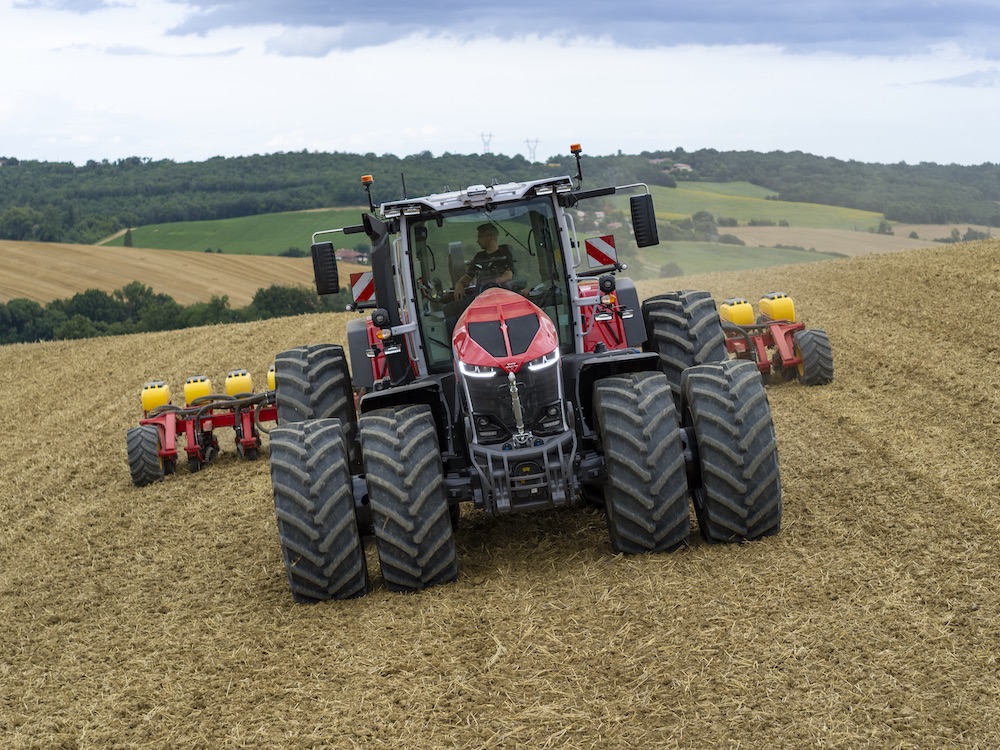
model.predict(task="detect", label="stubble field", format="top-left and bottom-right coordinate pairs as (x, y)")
top-left (1, 240), bottom-right (998, 749)
top-left (0, 241), bottom-right (366, 307)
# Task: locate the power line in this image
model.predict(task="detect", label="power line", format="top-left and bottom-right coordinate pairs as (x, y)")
top-left (525, 138), bottom-right (540, 163)
top-left (481, 132), bottom-right (493, 154)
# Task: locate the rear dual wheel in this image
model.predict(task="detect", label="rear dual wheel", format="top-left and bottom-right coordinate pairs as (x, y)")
top-left (642, 290), bottom-right (728, 405)
top-left (274, 344), bottom-right (359, 470)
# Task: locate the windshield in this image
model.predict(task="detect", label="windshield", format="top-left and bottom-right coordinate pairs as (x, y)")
top-left (407, 196), bottom-right (572, 373)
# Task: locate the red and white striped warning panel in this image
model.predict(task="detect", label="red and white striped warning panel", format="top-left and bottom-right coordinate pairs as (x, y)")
top-left (350, 272), bottom-right (375, 304)
top-left (585, 235), bottom-right (618, 268)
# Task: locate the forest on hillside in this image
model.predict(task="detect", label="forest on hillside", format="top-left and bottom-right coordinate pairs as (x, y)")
top-left (661, 148), bottom-right (1000, 225)
top-left (1, 149), bottom-right (998, 245)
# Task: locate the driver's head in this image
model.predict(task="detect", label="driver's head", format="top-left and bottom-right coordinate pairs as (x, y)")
top-left (476, 224), bottom-right (499, 251)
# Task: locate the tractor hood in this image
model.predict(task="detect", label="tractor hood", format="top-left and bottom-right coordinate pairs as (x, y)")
top-left (452, 288), bottom-right (559, 373)
top-left (453, 288), bottom-right (566, 446)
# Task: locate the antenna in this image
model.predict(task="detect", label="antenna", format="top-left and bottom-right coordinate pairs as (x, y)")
top-left (525, 138), bottom-right (540, 163)
top-left (481, 132), bottom-right (493, 154)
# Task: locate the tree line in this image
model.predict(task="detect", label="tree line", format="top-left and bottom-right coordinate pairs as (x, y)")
top-left (649, 148), bottom-right (1000, 226)
top-left (0, 151), bottom-right (673, 245)
top-left (0, 282), bottom-right (353, 345)
top-left (4, 148), bottom-right (996, 247)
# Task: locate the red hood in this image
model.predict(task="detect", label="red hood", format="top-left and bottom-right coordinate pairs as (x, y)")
top-left (452, 288), bottom-right (559, 372)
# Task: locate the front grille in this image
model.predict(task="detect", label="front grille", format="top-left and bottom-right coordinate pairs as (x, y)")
top-left (463, 364), bottom-right (563, 443)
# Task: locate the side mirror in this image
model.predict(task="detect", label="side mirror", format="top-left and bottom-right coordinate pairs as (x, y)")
top-left (630, 194), bottom-right (659, 248)
top-left (311, 242), bottom-right (340, 295)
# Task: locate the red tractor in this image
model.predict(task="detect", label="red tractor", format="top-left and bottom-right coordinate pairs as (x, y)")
top-left (269, 146), bottom-right (783, 601)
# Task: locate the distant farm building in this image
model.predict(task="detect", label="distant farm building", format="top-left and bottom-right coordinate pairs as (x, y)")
top-left (336, 249), bottom-right (369, 264)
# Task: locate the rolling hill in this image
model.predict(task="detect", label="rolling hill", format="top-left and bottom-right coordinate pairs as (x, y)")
top-left (3, 181), bottom-right (985, 310)
top-left (0, 240), bottom-right (366, 306)
top-left (3, 185), bottom-right (981, 307)
top-left (1, 239), bottom-right (997, 748)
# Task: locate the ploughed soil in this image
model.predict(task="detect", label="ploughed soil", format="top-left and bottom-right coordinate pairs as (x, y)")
top-left (1, 240), bottom-right (998, 749)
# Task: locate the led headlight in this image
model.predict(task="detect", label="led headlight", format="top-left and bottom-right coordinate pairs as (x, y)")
top-left (526, 349), bottom-right (559, 372)
top-left (459, 361), bottom-right (499, 379)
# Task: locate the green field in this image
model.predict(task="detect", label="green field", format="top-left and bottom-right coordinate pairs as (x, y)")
top-left (652, 182), bottom-right (884, 231)
top-left (102, 207), bottom-right (371, 255)
top-left (631, 241), bottom-right (844, 280)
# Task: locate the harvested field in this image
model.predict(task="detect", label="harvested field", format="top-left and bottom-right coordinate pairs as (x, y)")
top-left (720, 223), bottom-right (995, 258)
top-left (719, 225), bottom-right (930, 256)
top-left (0, 241), bottom-right (367, 306)
top-left (1, 240), bottom-right (998, 749)
top-left (0, 224), bottom-right (983, 307)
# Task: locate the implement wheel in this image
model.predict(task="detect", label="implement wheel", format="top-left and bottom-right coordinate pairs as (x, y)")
top-left (793, 328), bottom-right (834, 386)
top-left (642, 290), bottom-right (727, 404)
top-left (126, 425), bottom-right (164, 487)
top-left (682, 359), bottom-right (782, 543)
top-left (270, 419), bottom-right (369, 602)
top-left (594, 371), bottom-right (690, 554)
top-left (359, 405), bottom-right (458, 593)
top-left (275, 344), bottom-right (359, 469)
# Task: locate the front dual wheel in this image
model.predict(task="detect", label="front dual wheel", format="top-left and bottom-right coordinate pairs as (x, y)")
top-left (594, 361), bottom-right (782, 552)
top-left (270, 418), bottom-right (369, 602)
top-left (359, 405), bottom-right (459, 593)
top-left (682, 359), bottom-right (782, 542)
top-left (270, 404), bottom-right (459, 601)
top-left (593, 371), bottom-right (690, 554)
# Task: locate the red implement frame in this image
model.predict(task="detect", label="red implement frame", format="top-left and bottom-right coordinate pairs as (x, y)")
top-left (724, 319), bottom-right (805, 379)
top-left (139, 393), bottom-right (277, 468)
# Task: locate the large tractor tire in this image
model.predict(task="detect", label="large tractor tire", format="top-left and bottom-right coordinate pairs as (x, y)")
top-left (793, 328), bottom-right (834, 386)
top-left (126, 425), bottom-right (164, 487)
top-left (682, 359), bottom-right (782, 543)
top-left (594, 371), bottom-right (690, 554)
top-left (642, 290), bottom-right (728, 404)
top-left (270, 419), bottom-right (369, 602)
top-left (359, 405), bottom-right (458, 593)
top-left (274, 344), bottom-right (359, 469)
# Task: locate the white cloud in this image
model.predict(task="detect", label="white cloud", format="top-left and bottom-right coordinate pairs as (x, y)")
top-left (1, 2), bottom-right (999, 165)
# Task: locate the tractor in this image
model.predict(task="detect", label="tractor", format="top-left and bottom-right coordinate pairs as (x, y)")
top-left (269, 145), bottom-right (783, 601)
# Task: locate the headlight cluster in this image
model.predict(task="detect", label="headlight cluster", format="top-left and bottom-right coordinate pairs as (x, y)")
top-left (526, 350), bottom-right (560, 372)
top-left (459, 349), bottom-right (564, 444)
top-left (458, 361), bottom-right (501, 379)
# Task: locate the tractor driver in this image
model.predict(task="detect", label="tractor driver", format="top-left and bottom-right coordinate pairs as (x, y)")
top-left (453, 224), bottom-right (514, 300)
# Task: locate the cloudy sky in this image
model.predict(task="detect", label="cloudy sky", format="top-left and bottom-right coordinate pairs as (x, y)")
top-left (3, 0), bottom-right (1000, 166)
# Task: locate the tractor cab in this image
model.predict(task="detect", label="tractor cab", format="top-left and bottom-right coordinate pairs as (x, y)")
top-left (311, 170), bottom-right (658, 391)
top-left (401, 189), bottom-right (575, 372)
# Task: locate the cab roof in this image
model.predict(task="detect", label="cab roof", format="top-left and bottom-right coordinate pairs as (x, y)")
top-left (378, 175), bottom-right (575, 217)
